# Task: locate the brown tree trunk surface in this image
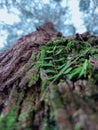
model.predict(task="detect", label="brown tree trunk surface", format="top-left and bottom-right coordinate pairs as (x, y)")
top-left (0, 22), bottom-right (98, 130)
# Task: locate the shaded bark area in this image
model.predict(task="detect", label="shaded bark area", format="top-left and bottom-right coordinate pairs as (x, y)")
top-left (0, 22), bottom-right (98, 130)
top-left (0, 22), bottom-right (61, 112)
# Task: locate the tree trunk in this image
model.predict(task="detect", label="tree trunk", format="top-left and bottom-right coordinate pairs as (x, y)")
top-left (0, 22), bottom-right (98, 130)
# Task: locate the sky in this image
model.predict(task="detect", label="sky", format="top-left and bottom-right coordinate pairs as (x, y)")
top-left (0, 7), bottom-right (20, 48)
top-left (0, 0), bottom-right (86, 49)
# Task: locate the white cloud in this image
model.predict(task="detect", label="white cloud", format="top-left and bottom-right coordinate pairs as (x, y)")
top-left (60, 0), bottom-right (67, 7)
top-left (0, 7), bottom-right (21, 49)
top-left (10, 7), bottom-right (20, 15)
top-left (0, 8), bottom-right (20, 25)
top-left (68, 0), bottom-right (86, 33)
top-left (42, 0), bottom-right (49, 4)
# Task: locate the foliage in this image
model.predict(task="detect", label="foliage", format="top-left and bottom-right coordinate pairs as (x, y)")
top-left (1, 37), bottom-right (98, 130)
top-left (67, 59), bottom-right (90, 80)
top-left (29, 38), bottom-right (98, 130)
top-left (37, 38), bottom-right (93, 84)
top-left (28, 69), bottom-right (39, 87)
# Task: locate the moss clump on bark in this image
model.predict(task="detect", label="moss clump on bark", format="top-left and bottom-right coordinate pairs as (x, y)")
top-left (1, 22), bottom-right (98, 130)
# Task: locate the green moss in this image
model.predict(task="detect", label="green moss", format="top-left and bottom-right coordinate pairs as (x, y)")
top-left (74, 122), bottom-right (84, 130)
top-left (50, 85), bottom-right (64, 109)
top-left (29, 73), bottom-right (39, 87)
top-left (28, 37), bottom-right (98, 129)
top-left (41, 117), bottom-right (58, 130)
top-left (19, 110), bottom-right (34, 122)
top-left (0, 107), bottom-right (18, 130)
top-left (35, 38), bottom-right (94, 82)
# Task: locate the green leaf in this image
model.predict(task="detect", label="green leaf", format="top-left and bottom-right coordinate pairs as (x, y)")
top-left (67, 66), bottom-right (82, 80)
top-left (53, 45), bottom-right (57, 51)
top-left (67, 59), bottom-right (89, 80)
top-left (44, 57), bottom-right (53, 60)
top-left (78, 59), bottom-right (89, 78)
top-left (54, 57), bottom-right (65, 62)
top-left (57, 63), bottom-right (66, 70)
top-left (46, 50), bottom-right (53, 53)
top-left (66, 41), bottom-right (75, 48)
top-left (42, 63), bottom-right (54, 67)
top-left (48, 75), bottom-right (57, 80)
top-left (57, 60), bottom-right (72, 79)
top-left (63, 67), bottom-right (72, 74)
top-left (55, 49), bottom-right (63, 55)
top-left (45, 69), bottom-right (56, 74)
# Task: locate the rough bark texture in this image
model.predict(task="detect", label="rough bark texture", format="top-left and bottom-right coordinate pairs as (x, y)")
top-left (0, 22), bottom-right (60, 110)
top-left (0, 22), bottom-right (62, 130)
top-left (0, 22), bottom-right (98, 130)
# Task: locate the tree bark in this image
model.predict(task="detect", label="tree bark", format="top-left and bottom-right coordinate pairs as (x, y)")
top-left (0, 22), bottom-right (98, 130)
